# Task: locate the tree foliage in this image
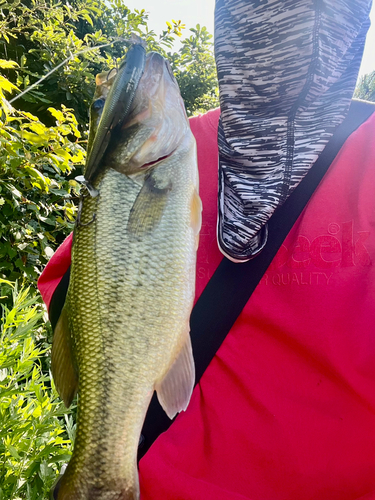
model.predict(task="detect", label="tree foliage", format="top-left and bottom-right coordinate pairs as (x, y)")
top-left (0, 70), bottom-right (85, 285)
top-left (0, 0), bottom-right (218, 125)
top-left (171, 24), bottom-right (219, 115)
top-left (354, 70), bottom-right (375, 102)
top-left (0, 282), bottom-right (75, 499)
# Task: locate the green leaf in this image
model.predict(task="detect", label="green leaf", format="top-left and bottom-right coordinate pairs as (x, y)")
top-left (7, 444), bottom-right (20, 460)
top-left (0, 59), bottom-right (19, 69)
top-left (82, 12), bottom-right (94, 26)
top-left (0, 75), bottom-right (18, 94)
top-left (21, 111), bottom-right (39, 122)
top-left (6, 184), bottom-right (22, 199)
top-left (20, 130), bottom-right (50, 144)
top-left (48, 107), bottom-right (65, 122)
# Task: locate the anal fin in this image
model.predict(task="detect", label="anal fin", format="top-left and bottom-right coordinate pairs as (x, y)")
top-left (155, 334), bottom-right (195, 420)
top-left (51, 307), bottom-right (78, 408)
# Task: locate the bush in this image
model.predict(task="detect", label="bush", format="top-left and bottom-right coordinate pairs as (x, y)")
top-left (0, 281), bottom-right (75, 500)
top-left (0, 0), bottom-right (218, 125)
top-left (354, 71), bottom-right (375, 102)
top-left (0, 68), bottom-right (85, 287)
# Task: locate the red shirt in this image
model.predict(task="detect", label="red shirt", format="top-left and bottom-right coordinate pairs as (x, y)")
top-left (39, 108), bottom-right (375, 500)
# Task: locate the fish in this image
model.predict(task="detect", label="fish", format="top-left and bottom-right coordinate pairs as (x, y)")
top-left (51, 43), bottom-right (202, 500)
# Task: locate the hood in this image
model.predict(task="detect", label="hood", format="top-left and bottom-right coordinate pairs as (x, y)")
top-left (215, 0), bottom-right (372, 262)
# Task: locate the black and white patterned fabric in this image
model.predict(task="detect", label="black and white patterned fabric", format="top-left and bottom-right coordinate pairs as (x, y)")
top-left (214, 0), bottom-right (372, 262)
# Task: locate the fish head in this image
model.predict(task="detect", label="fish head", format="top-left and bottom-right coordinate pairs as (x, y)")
top-left (104, 51), bottom-right (190, 175)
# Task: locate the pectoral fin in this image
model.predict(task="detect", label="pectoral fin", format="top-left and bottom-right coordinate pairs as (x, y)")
top-left (155, 334), bottom-right (195, 419)
top-left (127, 171), bottom-right (171, 236)
top-left (51, 307), bottom-right (78, 408)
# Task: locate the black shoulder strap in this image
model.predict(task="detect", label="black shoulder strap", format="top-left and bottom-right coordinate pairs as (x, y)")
top-left (138, 99), bottom-right (375, 459)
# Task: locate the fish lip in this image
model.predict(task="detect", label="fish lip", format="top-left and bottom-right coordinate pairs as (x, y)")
top-left (84, 42), bottom-right (147, 184)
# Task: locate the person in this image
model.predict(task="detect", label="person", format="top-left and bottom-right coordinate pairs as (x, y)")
top-left (39, 0), bottom-right (375, 498)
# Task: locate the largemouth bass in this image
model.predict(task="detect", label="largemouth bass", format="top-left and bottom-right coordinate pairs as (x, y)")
top-left (51, 44), bottom-right (201, 500)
